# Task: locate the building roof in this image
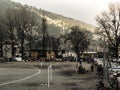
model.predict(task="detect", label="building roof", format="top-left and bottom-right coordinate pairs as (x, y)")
top-left (31, 47), bottom-right (56, 51)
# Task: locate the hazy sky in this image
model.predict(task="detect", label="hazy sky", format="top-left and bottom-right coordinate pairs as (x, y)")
top-left (12, 0), bottom-right (120, 26)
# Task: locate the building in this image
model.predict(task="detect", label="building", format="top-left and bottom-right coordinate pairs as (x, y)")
top-left (30, 47), bottom-right (57, 60)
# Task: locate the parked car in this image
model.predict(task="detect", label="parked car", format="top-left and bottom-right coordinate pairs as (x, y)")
top-left (112, 58), bottom-right (120, 62)
top-left (55, 58), bottom-right (62, 62)
top-left (94, 58), bottom-right (103, 67)
top-left (13, 55), bottom-right (23, 62)
top-left (108, 66), bottom-right (120, 78)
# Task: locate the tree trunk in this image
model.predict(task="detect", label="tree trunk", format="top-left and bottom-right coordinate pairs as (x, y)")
top-left (21, 30), bottom-right (25, 59)
top-left (12, 41), bottom-right (14, 57)
top-left (29, 34), bottom-right (32, 58)
top-left (42, 33), bottom-right (46, 57)
top-left (115, 45), bottom-right (119, 59)
top-left (21, 38), bottom-right (24, 59)
top-left (11, 30), bottom-right (14, 58)
top-left (0, 40), bottom-right (3, 57)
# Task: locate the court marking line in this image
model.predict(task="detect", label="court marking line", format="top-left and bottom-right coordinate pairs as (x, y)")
top-left (0, 66), bottom-right (41, 86)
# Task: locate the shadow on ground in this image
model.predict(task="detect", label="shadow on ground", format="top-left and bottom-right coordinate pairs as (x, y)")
top-left (57, 69), bottom-right (75, 77)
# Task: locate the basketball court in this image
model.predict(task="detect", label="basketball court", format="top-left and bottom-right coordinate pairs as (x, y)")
top-left (0, 62), bottom-right (99, 90)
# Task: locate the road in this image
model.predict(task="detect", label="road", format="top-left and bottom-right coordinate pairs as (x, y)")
top-left (0, 62), bottom-right (99, 90)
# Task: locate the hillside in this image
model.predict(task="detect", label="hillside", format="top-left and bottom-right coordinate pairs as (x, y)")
top-left (32, 7), bottom-right (95, 33)
top-left (0, 0), bottom-right (95, 37)
top-left (42, 10), bottom-right (95, 32)
top-left (0, 0), bottom-right (22, 14)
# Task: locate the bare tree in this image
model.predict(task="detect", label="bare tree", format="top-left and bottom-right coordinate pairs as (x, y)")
top-left (96, 3), bottom-right (120, 58)
top-left (27, 26), bottom-right (38, 58)
top-left (66, 26), bottom-right (91, 57)
top-left (15, 6), bottom-right (37, 58)
top-left (5, 9), bottom-right (16, 58)
top-left (0, 19), bottom-right (8, 57)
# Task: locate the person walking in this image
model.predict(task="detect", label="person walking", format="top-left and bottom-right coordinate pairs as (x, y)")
top-left (91, 64), bottom-right (94, 72)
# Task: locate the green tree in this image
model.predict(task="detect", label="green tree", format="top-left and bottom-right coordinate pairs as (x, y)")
top-left (47, 35), bottom-right (60, 50)
top-left (41, 13), bottom-right (48, 57)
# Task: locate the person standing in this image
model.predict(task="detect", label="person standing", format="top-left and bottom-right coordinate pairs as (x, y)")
top-left (91, 64), bottom-right (94, 72)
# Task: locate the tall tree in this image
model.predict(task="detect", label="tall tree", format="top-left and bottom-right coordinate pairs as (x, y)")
top-left (5, 9), bottom-right (16, 57)
top-left (0, 18), bottom-right (8, 57)
top-left (27, 26), bottom-right (38, 58)
top-left (47, 35), bottom-right (60, 50)
top-left (41, 13), bottom-right (48, 57)
top-left (15, 6), bottom-right (37, 58)
top-left (66, 26), bottom-right (91, 57)
top-left (96, 3), bottom-right (120, 58)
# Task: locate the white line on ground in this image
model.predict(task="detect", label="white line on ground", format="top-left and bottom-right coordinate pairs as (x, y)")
top-left (0, 66), bottom-right (41, 86)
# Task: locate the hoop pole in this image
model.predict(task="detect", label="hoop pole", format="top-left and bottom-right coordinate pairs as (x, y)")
top-left (48, 64), bottom-right (52, 87)
top-left (50, 65), bottom-right (52, 81)
top-left (48, 66), bottom-right (50, 87)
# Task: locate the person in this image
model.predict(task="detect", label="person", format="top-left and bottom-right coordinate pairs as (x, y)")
top-left (99, 80), bottom-right (104, 87)
top-left (96, 80), bottom-right (104, 90)
top-left (77, 56), bottom-right (82, 64)
top-left (97, 65), bottom-right (103, 75)
top-left (91, 64), bottom-right (94, 72)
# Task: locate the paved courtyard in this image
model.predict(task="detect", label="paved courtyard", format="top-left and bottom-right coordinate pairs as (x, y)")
top-left (0, 61), bottom-right (99, 90)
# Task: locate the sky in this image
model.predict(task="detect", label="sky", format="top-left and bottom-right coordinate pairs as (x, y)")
top-left (12, 0), bottom-right (120, 26)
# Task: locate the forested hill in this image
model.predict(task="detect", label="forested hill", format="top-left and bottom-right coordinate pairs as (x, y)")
top-left (0, 0), bottom-right (95, 36)
top-left (0, 0), bottom-right (21, 13)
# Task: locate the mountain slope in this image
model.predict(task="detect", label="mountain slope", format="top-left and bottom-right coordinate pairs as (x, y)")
top-left (0, 0), bottom-right (95, 36)
top-left (33, 8), bottom-right (95, 33)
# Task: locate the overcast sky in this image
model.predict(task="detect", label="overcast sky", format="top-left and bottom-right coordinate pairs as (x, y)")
top-left (12, 0), bottom-right (120, 26)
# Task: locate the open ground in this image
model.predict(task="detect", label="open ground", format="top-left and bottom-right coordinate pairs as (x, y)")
top-left (0, 62), bottom-right (99, 90)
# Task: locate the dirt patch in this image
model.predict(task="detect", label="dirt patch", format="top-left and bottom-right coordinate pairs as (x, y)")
top-left (21, 83), bottom-right (40, 87)
top-left (62, 82), bottom-right (77, 86)
top-left (57, 69), bottom-right (75, 77)
top-left (52, 64), bottom-right (72, 69)
top-left (33, 65), bottom-right (48, 69)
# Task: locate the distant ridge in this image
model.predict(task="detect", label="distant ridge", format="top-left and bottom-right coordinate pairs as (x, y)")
top-left (0, 0), bottom-right (95, 36)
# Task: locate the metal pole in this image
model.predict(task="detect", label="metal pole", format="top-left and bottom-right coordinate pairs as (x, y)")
top-left (48, 65), bottom-right (50, 87)
top-left (76, 56), bottom-right (78, 75)
top-left (50, 65), bottom-right (52, 81)
top-left (40, 62), bottom-right (43, 68)
top-left (48, 64), bottom-right (52, 87)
